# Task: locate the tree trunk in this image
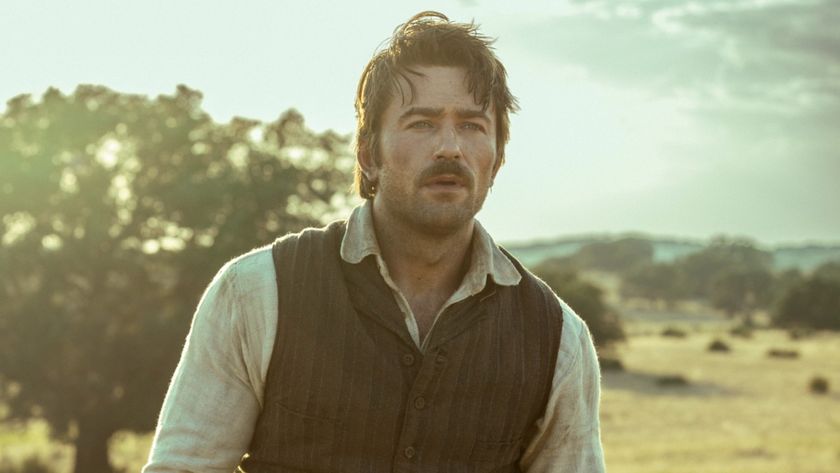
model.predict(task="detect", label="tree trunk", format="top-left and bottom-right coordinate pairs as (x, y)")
top-left (741, 309), bottom-right (755, 328)
top-left (73, 420), bottom-right (114, 473)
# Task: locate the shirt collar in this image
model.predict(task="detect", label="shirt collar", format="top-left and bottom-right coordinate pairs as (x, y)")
top-left (340, 200), bottom-right (521, 289)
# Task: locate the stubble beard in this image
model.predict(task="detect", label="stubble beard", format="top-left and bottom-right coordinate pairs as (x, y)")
top-left (376, 175), bottom-right (490, 238)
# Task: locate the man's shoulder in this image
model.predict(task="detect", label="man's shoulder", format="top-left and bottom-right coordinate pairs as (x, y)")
top-left (212, 220), bottom-right (347, 290)
top-left (210, 244), bottom-right (276, 295)
top-left (499, 250), bottom-right (560, 304)
top-left (521, 267), bottom-right (589, 335)
top-left (554, 297), bottom-right (587, 341)
top-left (271, 220), bottom-right (347, 253)
top-left (496, 249), bottom-right (591, 339)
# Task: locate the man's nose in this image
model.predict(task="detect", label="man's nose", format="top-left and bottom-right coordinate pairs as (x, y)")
top-left (435, 126), bottom-right (461, 160)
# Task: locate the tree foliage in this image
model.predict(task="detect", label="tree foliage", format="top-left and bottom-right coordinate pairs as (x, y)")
top-left (774, 277), bottom-right (840, 331)
top-left (620, 237), bottom-right (777, 317)
top-left (674, 236), bottom-right (773, 299)
top-left (0, 85), bottom-right (354, 472)
top-left (708, 266), bottom-right (774, 319)
top-left (812, 260), bottom-right (840, 284)
top-left (772, 261), bottom-right (840, 331)
top-left (553, 237), bottom-right (654, 275)
top-left (621, 262), bottom-right (682, 305)
top-left (532, 260), bottom-right (625, 349)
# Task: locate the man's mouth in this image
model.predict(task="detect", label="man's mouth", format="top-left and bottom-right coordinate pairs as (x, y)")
top-left (425, 174), bottom-right (465, 188)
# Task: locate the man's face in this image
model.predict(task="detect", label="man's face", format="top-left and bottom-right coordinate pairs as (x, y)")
top-left (362, 65), bottom-right (499, 236)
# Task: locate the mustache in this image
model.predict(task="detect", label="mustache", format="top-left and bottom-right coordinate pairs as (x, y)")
top-left (417, 160), bottom-right (474, 187)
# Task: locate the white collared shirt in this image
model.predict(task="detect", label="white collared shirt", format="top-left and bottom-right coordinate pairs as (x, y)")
top-left (142, 202), bottom-right (606, 472)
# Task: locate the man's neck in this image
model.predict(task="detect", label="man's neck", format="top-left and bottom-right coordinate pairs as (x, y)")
top-left (371, 207), bottom-right (474, 302)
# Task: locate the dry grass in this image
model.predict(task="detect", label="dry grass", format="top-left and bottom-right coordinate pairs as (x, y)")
top-left (601, 326), bottom-right (840, 473)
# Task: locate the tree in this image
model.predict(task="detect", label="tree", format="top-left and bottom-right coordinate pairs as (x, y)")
top-left (0, 85), bottom-right (354, 472)
top-left (532, 261), bottom-right (625, 349)
top-left (621, 262), bottom-right (683, 306)
top-left (564, 237), bottom-right (654, 274)
top-left (774, 277), bottom-right (840, 331)
top-left (812, 261), bottom-right (840, 283)
top-left (708, 266), bottom-right (775, 324)
top-left (673, 236), bottom-right (773, 299)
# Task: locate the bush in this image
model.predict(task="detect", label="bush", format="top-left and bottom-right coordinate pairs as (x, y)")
top-left (707, 339), bottom-right (731, 352)
top-left (767, 349), bottom-right (799, 359)
top-left (656, 374), bottom-right (689, 387)
top-left (661, 327), bottom-right (687, 338)
top-left (809, 376), bottom-right (829, 394)
top-left (531, 264), bottom-right (625, 349)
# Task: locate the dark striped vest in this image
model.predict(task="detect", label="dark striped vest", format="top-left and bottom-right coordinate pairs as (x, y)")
top-left (240, 221), bottom-right (563, 473)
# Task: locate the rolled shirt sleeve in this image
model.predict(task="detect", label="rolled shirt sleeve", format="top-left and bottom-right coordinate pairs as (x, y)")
top-left (520, 299), bottom-right (607, 473)
top-left (142, 248), bottom-right (276, 473)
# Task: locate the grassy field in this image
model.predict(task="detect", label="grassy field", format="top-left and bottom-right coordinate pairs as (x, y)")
top-left (602, 310), bottom-right (840, 473)
top-left (2, 311), bottom-right (839, 472)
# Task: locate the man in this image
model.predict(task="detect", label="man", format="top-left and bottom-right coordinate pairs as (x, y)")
top-left (144, 11), bottom-right (605, 473)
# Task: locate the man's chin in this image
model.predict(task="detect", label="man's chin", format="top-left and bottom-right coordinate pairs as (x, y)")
top-left (406, 203), bottom-right (479, 237)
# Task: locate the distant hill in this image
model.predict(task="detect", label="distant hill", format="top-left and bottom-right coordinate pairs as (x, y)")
top-left (504, 234), bottom-right (840, 272)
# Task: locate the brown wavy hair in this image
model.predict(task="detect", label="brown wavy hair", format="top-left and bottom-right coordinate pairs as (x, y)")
top-left (353, 11), bottom-right (519, 199)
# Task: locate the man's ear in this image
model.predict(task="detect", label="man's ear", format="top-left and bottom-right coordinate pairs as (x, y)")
top-left (490, 152), bottom-right (504, 183)
top-left (357, 139), bottom-right (380, 182)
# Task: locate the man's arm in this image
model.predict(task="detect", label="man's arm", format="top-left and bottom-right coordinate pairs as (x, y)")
top-left (520, 301), bottom-right (607, 472)
top-left (143, 250), bottom-right (276, 473)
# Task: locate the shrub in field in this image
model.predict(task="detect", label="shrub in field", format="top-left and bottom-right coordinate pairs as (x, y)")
top-left (767, 348), bottom-right (799, 359)
top-left (809, 376), bottom-right (829, 394)
top-left (656, 374), bottom-right (689, 386)
top-left (661, 327), bottom-right (687, 338)
top-left (707, 339), bottom-right (731, 352)
top-left (531, 263), bottom-right (625, 349)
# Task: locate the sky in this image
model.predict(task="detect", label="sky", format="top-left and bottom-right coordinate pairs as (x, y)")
top-left (2, 0), bottom-right (838, 245)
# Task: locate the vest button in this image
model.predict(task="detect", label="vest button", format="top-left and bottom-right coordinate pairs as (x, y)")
top-left (404, 446), bottom-right (416, 459)
top-left (402, 354), bottom-right (415, 366)
top-left (414, 396), bottom-right (426, 409)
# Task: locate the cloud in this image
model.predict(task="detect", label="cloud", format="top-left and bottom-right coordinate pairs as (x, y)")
top-left (506, 0), bottom-right (840, 116)
top-left (488, 0), bottom-right (840, 243)
top-left (661, 0), bottom-right (840, 111)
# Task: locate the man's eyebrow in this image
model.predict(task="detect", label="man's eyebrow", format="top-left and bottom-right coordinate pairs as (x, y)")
top-left (398, 107), bottom-right (491, 121)
top-left (399, 107), bottom-right (443, 121)
top-left (455, 108), bottom-right (491, 121)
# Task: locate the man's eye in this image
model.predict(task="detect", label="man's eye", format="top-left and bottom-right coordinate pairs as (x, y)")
top-left (409, 121), bottom-right (433, 129)
top-left (462, 122), bottom-right (485, 132)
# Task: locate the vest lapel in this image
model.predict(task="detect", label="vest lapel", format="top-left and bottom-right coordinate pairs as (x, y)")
top-left (340, 255), bottom-right (418, 350)
top-left (424, 282), bottom-right (498, 351)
